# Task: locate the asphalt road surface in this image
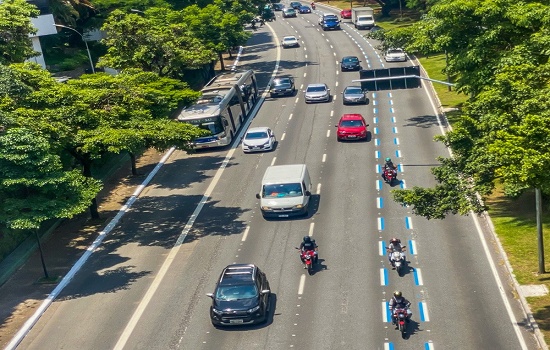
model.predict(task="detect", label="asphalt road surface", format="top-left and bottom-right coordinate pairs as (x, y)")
top-left (14, 3), bottom-right (539, 350)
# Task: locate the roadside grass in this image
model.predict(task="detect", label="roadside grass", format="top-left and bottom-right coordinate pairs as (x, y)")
top-left (320, 0), bottom-right (550, 343)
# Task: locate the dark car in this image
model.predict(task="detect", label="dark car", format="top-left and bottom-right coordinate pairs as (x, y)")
top-left (290, 1), bottom-right (302, 9)
top-left (342, 85), bottom-right (368, 105)
top-left (298, 5), bottom-right (311, 13)
top-left (282, 8), bottom-right (297, 17)
top-left (272, 3), bottom-right (284, 11)
top-left (270, 77), bottom-right (296, 97)
top-left (340, 56), bottom-right (361, 71)
top-left (207, 264), bottom-right (271, 326)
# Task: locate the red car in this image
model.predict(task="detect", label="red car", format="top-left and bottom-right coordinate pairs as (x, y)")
top-left (335, 114), bottom-right (369, 141)
top-left (340, 8), bottom-right (352, 19)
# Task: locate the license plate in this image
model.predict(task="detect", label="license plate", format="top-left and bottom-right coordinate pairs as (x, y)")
top-left (278, 214), bottom-right (289, 217)
top-left (348, 135), bottom-right (357, 138)
top-left (229, 319), bottom-right (244, 324)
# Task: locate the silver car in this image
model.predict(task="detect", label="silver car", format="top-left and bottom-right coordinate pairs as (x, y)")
top-left (242, 127), bottom-right (276, 153)
top-left (304, 83), bottom-right (330, 103)
top-left (385, 48), bottom-right (407, 62)
top-left (342, 85), bottom-right (368, 105)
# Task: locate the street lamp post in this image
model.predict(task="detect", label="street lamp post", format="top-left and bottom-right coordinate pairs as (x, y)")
top-left (53, 24), bottom-right (95, 74)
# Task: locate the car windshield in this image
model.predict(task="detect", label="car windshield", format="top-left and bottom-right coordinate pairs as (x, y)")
top-left (343, 57), bottom-right (359, 63)
top-left (284, 37), bottom-right (296, 42)
top-left (245, 131), bottom-right (268, 139)
top-left (307, 86), bottom-right (327, 92)
top-left (263, 183), bottom-right (303, 198)
top-left (340, 120), bottom-right (364, 127)
top-left (216, 284), bottom-right (258, 301)
top-left (285, 8), bottom-right (295, 12)
top-left (345, 87), bottom-right (362, 94)
top-left (325, 18), bottom-right (339, 23)
top-left (388, 49), bottom-right (403, 54)
top-left (274, 80), bottom-right (291, 87)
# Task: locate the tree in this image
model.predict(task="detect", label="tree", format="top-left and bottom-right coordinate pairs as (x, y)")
top-left (183, 4), bottom-right (251, 71)
top-left (390, 0), bottom-right (550, 218)
top-left (0, 0), bottom-right (40, 64)
top-left (0, 127), bottom-right (102, 230)
top-left (98, 9), bottom-right (216, 79)
top-left (5, 64), bottom-right (208, 218)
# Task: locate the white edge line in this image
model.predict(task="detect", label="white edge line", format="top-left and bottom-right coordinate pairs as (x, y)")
top-left (422, 64), bottom-right (529, 350)
top-left (5, 147), bottom-right (176, 350)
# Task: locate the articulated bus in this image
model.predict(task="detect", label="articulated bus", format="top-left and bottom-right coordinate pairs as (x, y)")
top-left (177, 70), bottom-right (259, 149)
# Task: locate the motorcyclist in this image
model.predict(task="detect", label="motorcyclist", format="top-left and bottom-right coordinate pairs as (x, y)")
top-left (389, 291), bottom-right (412, 325)
top-left (387, 238), bottom-right (404, 266)
top-left (382, 157), bottom-right (397, 181)
top-left (311, 2), bottom-right (316, 9)
top-left (299, 236), bottom-right (318, 264)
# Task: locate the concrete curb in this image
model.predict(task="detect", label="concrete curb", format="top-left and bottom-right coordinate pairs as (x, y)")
top-left (0, 153), bottom-right (130, 288)
top-left (0, 220), bottom-right (63, 287)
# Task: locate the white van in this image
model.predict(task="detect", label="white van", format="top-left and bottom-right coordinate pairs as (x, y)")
top-left (256, 164), bottom-right (312, 218)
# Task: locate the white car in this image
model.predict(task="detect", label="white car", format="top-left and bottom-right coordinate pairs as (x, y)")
top-left (384, 48), bottom-right (407, 62)
top-left (282, 36), bottom-right (300, 48)
top-left (242, 127), bottom-right (276, 153)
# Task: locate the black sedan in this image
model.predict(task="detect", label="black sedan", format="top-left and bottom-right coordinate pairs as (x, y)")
top-left (270, 77), bottom-right (296, 97)
top-left (340, 56), bottom-right (362, 71)
top-left (272, 3), bottom-right (284, 11)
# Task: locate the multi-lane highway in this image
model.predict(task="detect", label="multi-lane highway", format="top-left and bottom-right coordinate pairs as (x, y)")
top-left (12, 3), bottom-right (539, 350)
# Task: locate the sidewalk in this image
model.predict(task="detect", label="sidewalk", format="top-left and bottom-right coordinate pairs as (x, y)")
top-left (0, 149), bottom-right (165, 349)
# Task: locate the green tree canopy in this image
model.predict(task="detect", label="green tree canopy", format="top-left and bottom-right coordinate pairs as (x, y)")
top-left (388, 0), bottom-right (550, 218)
top-left (98, 9), bottom-right (216, 79)
top-left (183, 4), bottom-right (251, 70)
top-left (3, 63), bottom-right (208, 218)
top-left (0, 0), bottom-right (40, 64)
top-left (0, 127), bottom-right (102, 230)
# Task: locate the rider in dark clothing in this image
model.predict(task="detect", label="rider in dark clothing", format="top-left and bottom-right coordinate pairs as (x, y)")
top-left (383, 157), bottom-right (397, 181)
top-left (389, 291), bottom-right (412, 325)
top-left (299, 236), bottom-right (318, 263)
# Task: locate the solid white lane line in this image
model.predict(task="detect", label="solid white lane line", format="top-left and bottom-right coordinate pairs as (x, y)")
top-left (316, 183), bottom-right (321, 194)
top-left (298, 274), bottom-right (306, 295)
top-left (271, 157), bottom-right (277, 166)
top-left (241, 226), bottom-right (250, 242)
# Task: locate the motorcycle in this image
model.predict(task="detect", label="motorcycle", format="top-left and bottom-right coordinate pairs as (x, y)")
top-left (382, 167), bottom-right (397, 184)
top-left (387, 246), bottom-right (406, 276)
top-left (295, 247), bottom-right (317, 275)
top-left (311, 3), bottom-right (316, 10)
top-left (393, 308), bottom-right (409, 336)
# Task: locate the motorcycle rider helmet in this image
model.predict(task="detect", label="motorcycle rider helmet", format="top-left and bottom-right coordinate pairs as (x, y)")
top-left (393, 290), bottom-right (402, 298)
top-left (390, 238), bottom-right (400, 244)
top-left (385, 157), bottom-right (391, 162)
top-left (303, 236), bottom-right (311, 243)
